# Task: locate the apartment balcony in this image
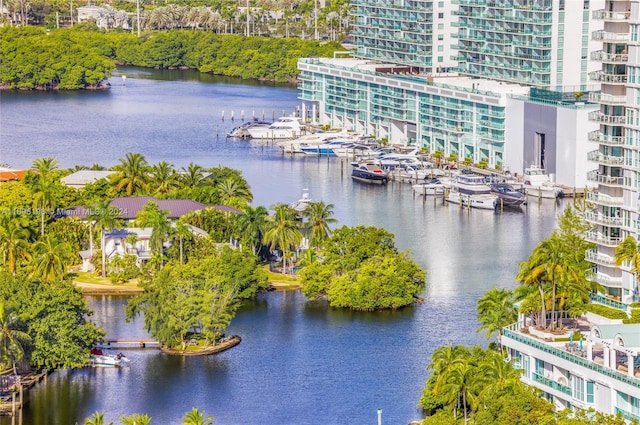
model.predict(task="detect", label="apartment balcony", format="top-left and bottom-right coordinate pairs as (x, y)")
top-left (585, 210), bottom-right (623, 226)
top-left (588, 92), bottom-right (627, 105)
top-left (585, 231), bottom-right (623, 246)
top-left (531, 372), bottom-right (573, 396)
top-left (586, 190), bottom-right (624, 206)
top-left (591, 30), bottom-right (630, 42)
top-left (592, 272), bottom-right (623, 288)
top-left (588, 111), bottom-right (626, 124)
top-left (589, 71), bottom-right (628, 85)
top-left (585, 249), bottom-right (617, 267)
top-left (590, 51), bottom-right (629, 63)
top-left (586, 171), bottom-right (624, 187)
top-left (587, 150), bottom-right (624, 166)
top-left (587, 131), bottom-right (625, 145)
top-left (592, 10), bottom-right (631, 21)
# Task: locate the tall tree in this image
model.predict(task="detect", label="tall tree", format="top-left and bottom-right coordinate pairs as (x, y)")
top-left (0, 302), bottom-right (31, 376)
top-left (182, 408), bottom-right (213, 425)
top-left (135, 201), bottom-right (171, 264)
top-left (303, 201), bottom-right (337, 250)
top-left (0, 214), bottom-right (32, 275)
top-left (217, 177), bottom-right (252, 206)
top-left (30, 157), bottom-right (60, 237)
top-left (262, 203), bottom-right (302, 273)
top-left (30, 234), bottom-right (75, 283)
top-left (111, 152), bottom-right (150, 196)
top-left (476, 288), bottom-right (517, 351)
top-left (237, 205), bottom-right (268, 255)
top-left (614, 235), bottom-right (640, 295)
top-left (88, 199), bottom-right (123, 278)
top-left (149, 160), bottom-right (179, 196)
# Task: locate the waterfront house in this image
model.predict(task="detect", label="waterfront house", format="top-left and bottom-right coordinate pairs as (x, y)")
top-left (60, 170), bottom-right (115, 189)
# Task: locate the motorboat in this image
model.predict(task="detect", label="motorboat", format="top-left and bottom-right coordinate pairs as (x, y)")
top-left (412, 178), bottom-right (446, 196)
top-left (247, 116), bottom-right (305, 139)
top-left (290, 189), bottom-right (312, 212)
top-left (226, 121), bottom-right (271, 138)
top-left (453, 173), bottom-right (492, 195)
top-left (351, 162), bottom-right (389, 185)
top-left (523, 165), bottom-right (563, 199)
top-left (447, 191), bottom-right (497, 210)
top-left (90, 348), bottom-right (129, 367)
top-left (278, 131), bottom-right (350, 153)
top-left (491, 183), bottom-right (526, 207)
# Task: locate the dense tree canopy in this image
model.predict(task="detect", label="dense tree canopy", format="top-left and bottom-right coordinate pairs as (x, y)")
top-left (1, 26), bottom-right (342, 89)
top-left (300, 225), bottom-right (426, 310)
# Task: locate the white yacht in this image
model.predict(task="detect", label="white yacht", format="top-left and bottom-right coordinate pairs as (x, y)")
top-left (247, 117), bottom-right (305, 140)
top-left (523, 165), bottom-right (563, 199)
top-left (278, 131), bottom-right (350, 153)
top-left (453, 173), bottom-right (492, 195)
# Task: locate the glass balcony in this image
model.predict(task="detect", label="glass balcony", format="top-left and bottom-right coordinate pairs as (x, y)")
top-left (587, 150), bottom-right (624, 166)
top-left (586, 190), bottom-right (624, 206)
top-left (585, 249), bottom-right (617, 267)
top-left (588, 92), bottom-right (626, 105)
top-left (614, 408), bottom-right (640, 423)
top-left (585, 210), bottom-right (623, 226)
top-left (588, 111), bottom-right (626, 124)
top-left (592, 10), bottom-right (631, 21)
top-left (502, 324), bottom-right (640, 388)
top-left (589, 71), bottom-right (628, 85)
top-left (585, 230), bottom-right (623, 246)
top-left (591, 30), bottom-right (630, 42)
top-left (587, 131), bottom-right (625, 145)
top-left (590, 51), bottom-right (629, 63)
top-left (531, 372), bottom-right (573, 396)
top-left (586, 171), bottom-right (625, 188)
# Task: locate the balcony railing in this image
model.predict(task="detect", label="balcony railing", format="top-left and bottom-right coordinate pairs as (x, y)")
top-left (589, 71), bottom-right (628, 84)
top-left (586, 191), bottom-right (624, 206)
top-left (614, 407), bottom-right (640, 423)
top-left (591, 30), bottom-right (630, 42)
top-left (592, 10), bottom-right (631, 21)
top-left (588, 111), bottom-right (626, 124)
top-left (587, 150), bottom-right (624, 165)
top-left (591, 293), bottom-right (629, 311)
top-left (585, 249), bottom-right (616, 267)
top-left (585, 210), bottom-right (623, 226)
top-left (531, 372), bottom-right (573, 396)
top-left (587, 131), bottom-right (625, 145)
top-left (592, 272), bottom-right (623, 287)
top-left (585, 230), bottom-right (623, 246)
top-left (590, 50), bottom-right (629, 63)
top-left (588, 92), bottom-right (627, 105)
top-left (502, 324), bottom-right (640, 388)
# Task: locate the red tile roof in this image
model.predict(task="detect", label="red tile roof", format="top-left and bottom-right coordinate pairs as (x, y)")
top-left (0, 170), bottom-right (26, 182)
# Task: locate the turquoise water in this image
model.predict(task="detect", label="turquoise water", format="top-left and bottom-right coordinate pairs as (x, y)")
top-left (0, 68), bottom-right (564, 425)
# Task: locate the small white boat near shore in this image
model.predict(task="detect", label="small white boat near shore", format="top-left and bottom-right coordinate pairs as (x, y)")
top-left (90, 350), bottom-right (129, 367)
top-left (523, 165), bottom-right (563, 199)
top-left (446, 191), bottom-right (497, 210)
top-left (412, 178), bottom-right (446, 196)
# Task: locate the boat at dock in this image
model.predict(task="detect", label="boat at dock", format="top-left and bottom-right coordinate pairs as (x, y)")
top-left (90, 348), bottom-right (129, 367)
top-left (523, 165), bottom-right (563, 199)
top-left (453, 173), bottom-right (493, 195)
top-left (412, 178), bottom-right (446, 196)
top-left (247, 116), bottom-right (306, 139)
top-left (491, 183), bottom-right (526, 207)
top-left (227, 121), bottom-right (272, 138)
top-left (351, 162), bottom-right (389, 185)
top-left (446, 191), bottom-right (498, 210)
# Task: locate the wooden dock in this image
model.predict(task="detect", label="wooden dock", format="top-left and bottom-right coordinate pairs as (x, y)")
top-left (98, 338), bottom-right (161, 349)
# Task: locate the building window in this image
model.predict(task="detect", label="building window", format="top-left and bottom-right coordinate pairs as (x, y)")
top-left (437, 56), bottom-right (443, 63)
top-left (586, 381), bottom-right (594, 403)
top-left (438, 23), bottom-right (444, 30)
top-left (438, 1), bottom-right (444, 7)
top-left (572, 376), bottom-right (585, 401)
top-left (438, 45), bottom-right (444, 52)
top-left (438, 34), bottom-right (443, 40)
top-left (438, 12), bottom-right (444, 19)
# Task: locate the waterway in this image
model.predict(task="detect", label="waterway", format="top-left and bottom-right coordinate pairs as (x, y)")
top-left (0, 68), bottom-right (565, 425)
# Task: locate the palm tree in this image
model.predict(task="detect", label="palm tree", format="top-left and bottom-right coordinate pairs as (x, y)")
top-left (31, 156), bottom-right (60, 177)
top-left (480, 350), bottom-right (523, 393)
top-left (29, 160), bottom-right (60, 236)
top-left (303, 201), bottom-right (337, 250)
top-left (429, 344), bottom-right (468, 377)
top-left (476, 288), bottom-right (516, 351)
top-left (262, 203), bottom-right (303, 273)
top-left (237, 205), bottom-right (268, 255)
top-left (84, 411), bottom-right (113, 425)
top-left (173, 220), bottom-right (192, 265)
top-left (135, 202), bottom-right (171, 267)
top-left (181, 162), bottom-right (206, 189)
top-left (615, 235), bottom-right (640, 298)
top-left (217, 177), bottom-right (253, 206)
top-left (0, 302), bottom-right (31, 376)
top-left (0, 215), bottom-right (32, 274)
top-left (30, 234), bottom-right (75, 283)
top-left (149, 160), bottom-right (179, 196)
top-left (516, 257), bottom-right (548, 329)
top-left (88, 199), bottom-right (123, 278)
top-left (182, 407), bottom-right (213, 425)
top-left (120, 413), bottom-right (152, 425)
top-left (434, 362), bottom-right (485, 424)
top-left (111, 152), bottom-right (150, 196)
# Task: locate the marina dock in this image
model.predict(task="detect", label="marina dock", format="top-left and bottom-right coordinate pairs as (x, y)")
top-left (98, 338), bottom-right (161, 349)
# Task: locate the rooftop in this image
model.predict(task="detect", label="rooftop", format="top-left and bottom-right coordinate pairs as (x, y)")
top-left (60, 170), bottom-right (115, 187)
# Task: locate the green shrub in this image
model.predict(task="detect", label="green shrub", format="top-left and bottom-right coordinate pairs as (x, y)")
top-left (623, 308), bottom-right (640, 324)
top-left (586, 304), bottom-right (628, 320)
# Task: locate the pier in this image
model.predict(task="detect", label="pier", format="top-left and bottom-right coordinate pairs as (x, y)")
top-left (98, 338), bottom-right (161, 349)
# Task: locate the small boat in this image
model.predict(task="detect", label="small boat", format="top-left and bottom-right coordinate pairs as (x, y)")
top-left (412, 178), bottom-right (446, 196)
top-left (453, 173), bottom-right (492, 195)
top-left (90, 348), bottom-right (129, 367)
top-left (290, 189), bottom-right (312, 212)
top-left (226, 121), bottom-right (271, 138)
top-left (447, 191), bottom-right (497, 210)
top-left (351, 163), bottom-right (389, 185)
top-left (491, 183), bottom-right (526, 207)
top-left (523, 165), bottom-right (563, 199)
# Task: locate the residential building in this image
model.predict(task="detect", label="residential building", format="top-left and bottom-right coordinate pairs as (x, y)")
top-left (299, 0), bottom-right (605, 187)
top-left (586, 0), bottom-right (637, 305)
top-left (60, 170), bottom-right (115, 189)
top-left (502, 319), bottom-right (640, 422)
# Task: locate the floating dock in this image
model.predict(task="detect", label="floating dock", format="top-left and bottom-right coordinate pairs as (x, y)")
top-left (98, 338), bottom-right (161, 349)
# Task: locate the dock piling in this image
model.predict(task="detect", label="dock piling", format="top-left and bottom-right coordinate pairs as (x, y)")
top-left (221, 111), bottom-right (224, 121)
top-left (241, 110), bottom-right (245, 121)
